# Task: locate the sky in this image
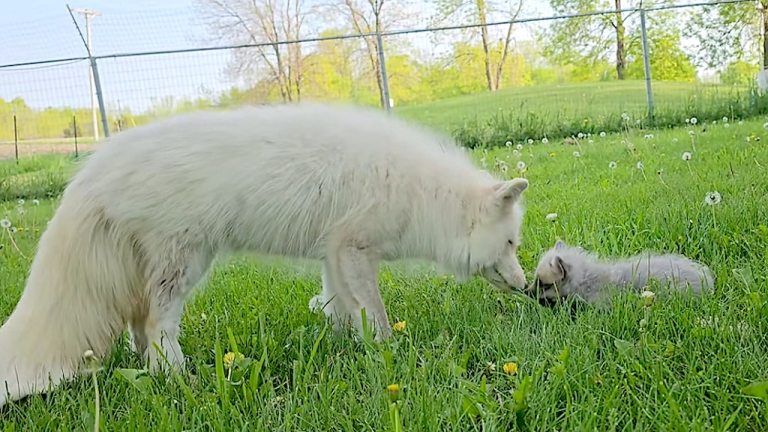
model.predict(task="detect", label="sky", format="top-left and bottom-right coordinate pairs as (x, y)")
top-left (0, 0), bottom-right (224, 112)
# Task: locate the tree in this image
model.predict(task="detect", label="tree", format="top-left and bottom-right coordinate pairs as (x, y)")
top-left (431, 0), bottom-right (525, 91)
top-left (720, 60), bottom-right (761, 86)
top-left (625, 25), bottom-right (697, 82)
top-left (324, 0), bottom-right (391, 108)
top-left (684, 1), bottom-right (768, 70)
top-left (195, 0), bottom-right (310, 102)
top-left (541, 0), bottom-right (677, 81)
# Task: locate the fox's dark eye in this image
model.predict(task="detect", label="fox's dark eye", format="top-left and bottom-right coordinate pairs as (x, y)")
top-left (507, 239), bottom-right (514, 246)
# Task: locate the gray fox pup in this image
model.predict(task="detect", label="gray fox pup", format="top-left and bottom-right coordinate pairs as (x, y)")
top-left (530, 240), bottom-right (714, 306)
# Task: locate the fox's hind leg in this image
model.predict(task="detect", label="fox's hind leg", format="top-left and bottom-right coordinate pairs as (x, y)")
top-left (141, 244), bottom-right (213, 372)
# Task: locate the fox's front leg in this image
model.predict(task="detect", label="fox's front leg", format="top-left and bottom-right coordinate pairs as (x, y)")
top-left (315, 241), bottom-right (391, 341)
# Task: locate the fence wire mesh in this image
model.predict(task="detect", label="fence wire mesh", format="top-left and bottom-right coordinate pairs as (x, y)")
top-left (0, 0), bottom-right (763, 158)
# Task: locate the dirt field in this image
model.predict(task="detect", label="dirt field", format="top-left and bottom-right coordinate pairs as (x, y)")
top-left (0, 142), bottom-right (96, 160)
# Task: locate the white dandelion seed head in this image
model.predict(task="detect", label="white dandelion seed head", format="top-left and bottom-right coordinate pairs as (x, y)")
top-left (588, 139), bottom-right (594, 144)
top-left (512, 149), bottom-right (520, 156)
top-left (599, 131), bottom-right (606, 137)
top-left (516, 161), bottom-right (526, 170)
top-left (500, 164), bottom-right (508, 173)
top-left (16, 207), bottom-right (25, 215)
top-left (0, 218), bottom-right (11, 229)
top-left (763, 122), bottom-right (768, 130)
top-left (526, 138), bottom-right (534, 145)
top-left (682, 151), bottom-right (692, 161)
top-left (505, 140), bottom-right (512, 148)
top-left (685, 118), bottom-right (690, 124)
top-left (573, 151), bottom-right (581, 158)
top-left (17, 199), bottom-right (24, 206)
top-left (621, 112), bottom-right (630, 121)
top-left (722, 116), bottom-right (728, 123)
top-left (672, 138), bottom-right (679, 143)
top-left (641, 290), bottom-right (656, 306)
top-left (516, 143), bottom-right (523, 150)
top-left (545, 213), bottom-right (558, 221)
top-left (83, 350), bottom-right (96, 361)
top-left (690, 117), bottom-right (698, 125)
top-left (541, 137), bottom-right (549, 144)
top-left (724, 123), bottom-right (730, 128)
top-left (32, 199), bottom-right (40, 206)
top-left (9, 227), bottom-right (17, 234)
top-left (636, 161), bottom-right (644, 170)
top-left (712, 120), bottom-right (717, 125)
top-left (608, 161), bottom-right (617, 169)
top-left (704, 191), bottom-right (722, 206)
top-left (688, 130), bottom-right (695, 136)
top-left (644, 134), bottom-right (654, 139)
top-left (577, 132), bottom-right (585, 139)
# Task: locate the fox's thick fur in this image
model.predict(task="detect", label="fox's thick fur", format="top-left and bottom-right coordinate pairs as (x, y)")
top-left (0, 103), bottom-right (529, 407)
top-left (530, 240), bottom-right (714, 306)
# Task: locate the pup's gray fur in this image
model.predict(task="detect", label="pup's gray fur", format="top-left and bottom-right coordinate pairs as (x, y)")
top-left (530, 240), bottom-right (714, 306)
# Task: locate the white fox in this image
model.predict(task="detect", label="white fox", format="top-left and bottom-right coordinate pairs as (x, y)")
top-left (0, 103), bottom-right (529, 407)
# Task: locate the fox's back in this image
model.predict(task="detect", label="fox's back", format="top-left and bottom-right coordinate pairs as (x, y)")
top-left (618, 253), bottom-right (714, 292)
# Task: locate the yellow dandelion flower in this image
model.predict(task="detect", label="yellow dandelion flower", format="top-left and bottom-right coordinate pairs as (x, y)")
top-left (393, 321), bottom-right (406, 332)
top-left (386, 383), bottom-right (401, 402)
top-left (223, 351), bottom-right (243, 369)
top-left (502, 362), bottom-right (518, 375)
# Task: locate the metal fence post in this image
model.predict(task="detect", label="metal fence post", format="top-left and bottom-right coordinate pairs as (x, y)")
top-left (90, 58), bottom-right (110, 138)
top-left (639, 6), bottom-right (654, 120)
top-left (67, 4), bottom-right (110, 139)
top-left (375, 31), bottom-right (392, 112)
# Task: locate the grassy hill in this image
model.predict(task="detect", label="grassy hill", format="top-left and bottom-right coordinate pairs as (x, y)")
top-left (395, 80), bottom-right (763, 147)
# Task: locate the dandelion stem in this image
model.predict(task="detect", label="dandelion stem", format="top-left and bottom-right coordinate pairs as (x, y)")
top-left (92, 367), bottom-right (100, 432)
top-left (5, 228), bottom-right (28, 259)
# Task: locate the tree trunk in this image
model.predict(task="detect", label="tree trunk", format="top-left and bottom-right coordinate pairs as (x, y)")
top-left (763, 2), bottom-right (768, 69)
top-left (493, 2), bottom-right (523, 91)
top-left (614, 0), bottom-right (626, 80)
top-left (476, 0), bottom-right (495, 91)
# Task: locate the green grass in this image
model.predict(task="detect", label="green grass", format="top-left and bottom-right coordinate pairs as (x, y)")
top-left (396, 80), bottom-right (768, 148)
top-left (1, 117), bottom-right (767, 430)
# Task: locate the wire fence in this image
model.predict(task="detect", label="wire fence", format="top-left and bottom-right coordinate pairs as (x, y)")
top-left (0, 0), bottom-right (763, 159)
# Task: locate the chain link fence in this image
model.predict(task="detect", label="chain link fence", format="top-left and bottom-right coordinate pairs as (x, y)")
top-left (0, 0), bottom-right (763, 158)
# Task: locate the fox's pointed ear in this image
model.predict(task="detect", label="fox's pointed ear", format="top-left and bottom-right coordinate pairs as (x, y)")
top-left (555, 239), bottom-right (566, 250)
top-left (492, 178), bottom-right (528, 204)
top-left (554, 256), bottom-right (568, 280)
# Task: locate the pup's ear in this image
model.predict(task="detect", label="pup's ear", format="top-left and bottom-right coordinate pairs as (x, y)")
top-left (552, 255), bottom-right (568, 281)
top-left (492, 178), bottom-right (528, 205)
top-left (555, 239), bottom-right (566, 250)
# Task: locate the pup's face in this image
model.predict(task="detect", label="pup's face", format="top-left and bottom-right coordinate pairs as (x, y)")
top-left (470, 178), bottom-right (529, 293)
top-left (530, 240), bottom-right (572, 304)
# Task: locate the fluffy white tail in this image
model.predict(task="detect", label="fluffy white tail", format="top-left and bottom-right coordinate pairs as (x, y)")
top-left (0, 192), bottom-right (143, 407)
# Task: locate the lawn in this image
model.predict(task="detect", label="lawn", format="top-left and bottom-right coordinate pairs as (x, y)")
top-left (396, 80), bottom-right (750, 131)
top-left (0, 114), bottom-right (767, 430)
top-left (396, 81), bottom-right (764, 148)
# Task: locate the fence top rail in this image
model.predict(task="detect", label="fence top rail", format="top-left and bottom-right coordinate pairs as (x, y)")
top-left (0, 0), bottom-right (754, 69)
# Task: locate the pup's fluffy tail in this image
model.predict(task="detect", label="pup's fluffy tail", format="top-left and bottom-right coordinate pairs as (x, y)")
top-left (0, 191), bottom-right (143, 407)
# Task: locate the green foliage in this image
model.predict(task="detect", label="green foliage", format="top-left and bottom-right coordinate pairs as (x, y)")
top-left (0, 154), bottom-right (74, 201)
top-left (1, 118), bottom-right (767, 430)
top-left (625, 26), bottom-right (697, 82)
top-left (683, 1), bottom-right (765, 68)
top-left (720, 60), bottom-right (761, 86)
